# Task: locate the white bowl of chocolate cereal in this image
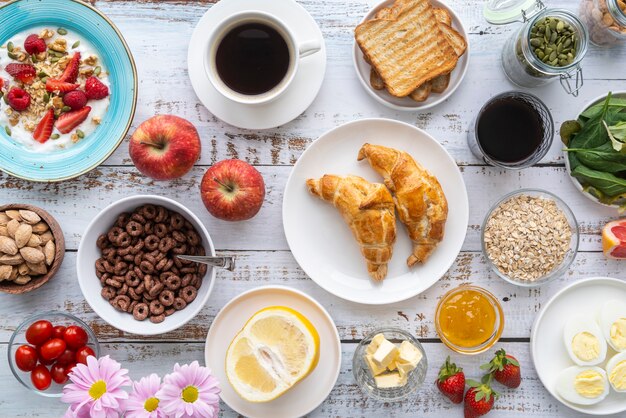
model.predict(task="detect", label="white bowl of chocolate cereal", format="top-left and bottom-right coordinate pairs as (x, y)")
top-left (76, 195), bottom-right (216, 335)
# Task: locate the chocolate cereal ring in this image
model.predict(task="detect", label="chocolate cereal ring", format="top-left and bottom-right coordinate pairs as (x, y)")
top-left (116, 232), bottom-right (132, 248)
top-left (181, 274), bottom-right (193, 288)
top-left (107, 226), bottom-right (123, 243)
top-left (165, 308), bottom-right (176, 317)
top-left (95, 258), bottom-right (107, 273)
top-left (170, 213), bottom-right (184, 230)
top-left (144, 235), bottom-right (159, 251)
top-left (141, 204), bottom-right (157, 219)
top-left (156, 258), bottom-right (173, 272)
top-left (128, 287), bottom-right (142, 301)
top-left (127, 300), bottom-right (138, 314)
top-left (130, 213), bottom-right (146, 225)
top-left (96, 234), bottom-right (109, 249)
top-left (173, 297), bottom-right (187, 310)
top-left (149, 314), bottom-right (165, 324)
top-left (165, 275), bottom-right (181, 290)
top-left (126, 221), bottom-right (144, 237)
top-left (158, 237), bottom-right (175, 253)
top-left (133, 303), bottom-right (149, 321)
top-left (101, 286), bottom-right (117, 301)
top-left (130, 239), bottom-right (145, 255)
top-left (159, 290), bottom-right (175, 307)
top-left (154, 223), bottom-right (168, 238)
top-left (112, 295), bottom-right (131, 312)
top-left (181, 286), bottom-right (197, 303)
top-left (125, 271), bottom-right (141, 287)
top-left (155, 206), bottom-right (168, 223)
top-left (140, 260), bottom-right (155, 274)
top-left (149, 300), bottom-right (164, 315)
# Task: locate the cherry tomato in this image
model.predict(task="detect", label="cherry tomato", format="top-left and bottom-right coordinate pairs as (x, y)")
top-left (50, 363), bottom-right (68, 384)
top-left (55, 349), bottom-right (75, 366)
top-left (26, 320), bottom-right (53, 346)
top-left (37, 346), bottom-right (55, 366)
top-left (75, 346), bottom-right (95, 365)
top-left (15, 345), bottom-right (38, 372)
top-left (40, 338), bottom-right (66, 361)
top-left (64, 362), bottom-right (77, 378)
top-left (63, 326), bottom-right (88, 350)
top-left (31, 365), bottom-right (52, 390)
top-left (52, 325), bottom-right (67, 339)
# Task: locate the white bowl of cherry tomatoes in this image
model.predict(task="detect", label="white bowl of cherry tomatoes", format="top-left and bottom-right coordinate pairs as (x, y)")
top-left (8, 311), bottom-right (100, 396)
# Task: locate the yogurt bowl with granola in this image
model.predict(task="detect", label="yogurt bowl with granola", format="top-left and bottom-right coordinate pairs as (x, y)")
top-left (0, 27), bottom-right (110, 152)
top-left (0, 0), bottom-right (137, 182)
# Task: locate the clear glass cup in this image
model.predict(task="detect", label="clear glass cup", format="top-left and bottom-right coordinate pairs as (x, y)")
top-left (435, 285), bottom-right (504, 355)
top-left (353, 328), bottom-right (427, 402)
top-left (580, 0), bottom-right (626, 47)
top-left (481, 189), bottom-right (580, 287)
top-left (467, 91), bottom-right (554, 169)
top-left (8, 311), bottom-right (100, 397)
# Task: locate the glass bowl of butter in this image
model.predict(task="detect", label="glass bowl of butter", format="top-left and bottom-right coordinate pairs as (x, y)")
top-left (353, 328), bottom-right (428, 402)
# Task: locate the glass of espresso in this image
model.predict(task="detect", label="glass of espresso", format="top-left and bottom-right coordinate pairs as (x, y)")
top-left (467, 91), bottom-right (554, 169)
top-left (205, 11), bottom-right (321, 105)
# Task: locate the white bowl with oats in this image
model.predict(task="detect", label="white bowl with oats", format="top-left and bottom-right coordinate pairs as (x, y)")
top-left (481, 189), bottom-right (580, 287)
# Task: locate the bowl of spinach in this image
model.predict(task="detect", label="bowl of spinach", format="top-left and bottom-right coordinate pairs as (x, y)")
top-left (562, 91), bottom-right (626, 212)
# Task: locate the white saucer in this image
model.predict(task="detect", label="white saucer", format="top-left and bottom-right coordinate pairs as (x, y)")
top-left (531, 277), bottom-right (626, 416)
top-left (282, 119), bottom-right (469, 305)
top-left (204, 286), bottom-right (341, 418)
top-left (188, 0), bottom-right (326, 130)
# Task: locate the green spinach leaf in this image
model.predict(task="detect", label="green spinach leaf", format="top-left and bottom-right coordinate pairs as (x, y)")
top-left (572, 165), bottom-right (626, 197)
top-left (566, 142), bottom-right (626, 172)
top-left (580, 97), bottom-right (626, 119)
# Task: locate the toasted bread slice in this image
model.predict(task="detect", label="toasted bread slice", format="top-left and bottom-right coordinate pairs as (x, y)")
top-left (355, 0), bottom-right (458, 97)
top-left (430, 73), bottom-right (450, 93)
top-left (409, 82), bottom-right (432, 102)
top-left (370, 69), bottom-right (385, 90)
top-left (433, 7), bottom-right (452, 26)
top-left (439, 23), bottom-right (467, 57)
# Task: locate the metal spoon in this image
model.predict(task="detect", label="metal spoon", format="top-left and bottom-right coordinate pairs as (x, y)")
top-left (176, 255), bottom-right (235, 271)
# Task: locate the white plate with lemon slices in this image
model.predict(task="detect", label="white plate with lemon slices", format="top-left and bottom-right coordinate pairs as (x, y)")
top-left (205, 286), bottom-right (341, 418)
top-left (531, 277), bottom-right (626, 415)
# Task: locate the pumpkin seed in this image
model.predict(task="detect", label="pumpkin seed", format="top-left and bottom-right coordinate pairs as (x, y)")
top-left (61, 106), bottom-right (71, 113)
top-left (7, 52), bottom-right (17, 60)
top-left (72, 40), bottom-right (80, 49)
top-left (50, 57), bottom-right (59, 63)
top-left (5, 126), bottom-right (11, 136)
top-left (57, 28), bottom-right (68, 35)
top-left (38, 71), bottom-right (48, 78)
top-left (41, 76), bottom-right (48, 83)
top-left (43, 93), bottom-right (50, 102)
top-left (94, 66), bottom-right (101, 76)
top-left (7, 42), bottom-right (13, 52)
top-left (51, 133), bottom-right (60, 140)
top-left (76, 129), bottom-right (84, 139)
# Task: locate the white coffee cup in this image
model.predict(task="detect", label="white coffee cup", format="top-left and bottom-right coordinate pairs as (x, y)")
top-left (204, 10), bottom-right (321, 105)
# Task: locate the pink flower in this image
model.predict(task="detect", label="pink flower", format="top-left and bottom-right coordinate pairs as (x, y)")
top-left (156, 361), bottom-right (221, 418)
top-left (61, 355), bottom-right (131, 418)
top-left (125, 373), bottom-right (164, 418)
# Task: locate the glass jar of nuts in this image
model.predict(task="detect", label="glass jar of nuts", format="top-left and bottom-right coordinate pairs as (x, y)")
top-left (483, 1), bottom-right (589, 96)
top-left (580, 0), bottom-right (626, 46)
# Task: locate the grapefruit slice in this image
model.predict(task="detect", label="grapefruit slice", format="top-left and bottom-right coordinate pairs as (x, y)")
top-left (602, 219), bottom-right (626, 259)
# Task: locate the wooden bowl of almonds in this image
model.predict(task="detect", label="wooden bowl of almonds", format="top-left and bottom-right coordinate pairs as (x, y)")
top-left (0, 204), bottom-right (65, 294)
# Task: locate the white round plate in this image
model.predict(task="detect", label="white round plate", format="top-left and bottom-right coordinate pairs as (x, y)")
top-left (353, 0), bottom-right (469, 111)
top-left (283, 118), bottom-right (469, 305)
top-left (188, 0), bottom-right (326, 130)
top-left (563, 91), bottom-right (626, 211)
top-left (531, 277), bottom-right (626, 415)
top-left (205, 286), bottom-right (341, 418)
top-left (76, 195), bottom-right (216, 336)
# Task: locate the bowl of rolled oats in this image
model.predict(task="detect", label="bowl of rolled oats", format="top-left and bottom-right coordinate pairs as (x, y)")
top-left (481, 189), bottom-right (579, 287)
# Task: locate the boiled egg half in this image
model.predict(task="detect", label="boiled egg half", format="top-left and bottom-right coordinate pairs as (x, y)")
top-left (598, 299), bottom-right (626, 352)
top-left (606, 351), bottom-right (626, 393)
top-left (556, 366), bottom-right (609, 405)
top-left (563, 315), bottom-right (607, 366)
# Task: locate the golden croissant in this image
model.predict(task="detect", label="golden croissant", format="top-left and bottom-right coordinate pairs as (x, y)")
top-left (306, 175), bottom-right (396, 281)
top-left (358, 143), bottom-right (448, 266)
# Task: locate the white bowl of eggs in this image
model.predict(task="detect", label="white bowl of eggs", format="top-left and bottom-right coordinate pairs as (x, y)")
top-left (531, 277), bottom-right (626, 415)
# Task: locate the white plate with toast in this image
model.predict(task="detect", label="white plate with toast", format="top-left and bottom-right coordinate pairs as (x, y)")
top-left (282, 119), bottom-right (469, 305)
top-left (353, 0), bottom-right (469, 111)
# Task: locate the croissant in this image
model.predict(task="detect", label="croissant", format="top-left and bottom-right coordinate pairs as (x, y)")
top-left (306, 175), bottom-right (396, 281)
top-left (358, 143), bottom-right (448, 266)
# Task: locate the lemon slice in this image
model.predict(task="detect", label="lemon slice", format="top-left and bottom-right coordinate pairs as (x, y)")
top-left (225, 306), bottom-right (320, 402)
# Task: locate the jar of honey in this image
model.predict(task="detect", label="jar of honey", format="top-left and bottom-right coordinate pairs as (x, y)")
top-left (435, 285), bottom-right (504, 355)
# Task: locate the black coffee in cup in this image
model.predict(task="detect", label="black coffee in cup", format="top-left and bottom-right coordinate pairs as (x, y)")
top-left (215, 22), bottom-right (290, 96)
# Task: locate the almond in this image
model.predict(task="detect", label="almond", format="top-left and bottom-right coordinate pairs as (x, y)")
top-left (9, 266), bottom-right (18, 280)
top-left (7, 219), bottom-right (19, 238)
top-left (15, 275), bottom-right (31, 285)
top-left (19, 247), bottom-right (44, 264)
top-left (15, 223), bottom-right (32, 249)
top-left (17, 263), bottom-right (29, 276)
top-left (32, 222), bottom-right (49, 234)
top-left (0, 212), bottom-right (10, 226)
top-left (5, 210), bottom-right (22, 221)
top-left (27, 234), bottom-right (41, 248)
top-left (0, 225), bottom-right (8, 237)
top-left (19, 210), bottom-right (41, 225)
top-left (0, 236), bottom-right (18, 255)
top-left (44, 240), bottom-right (55, 266)
top-left (0, 265), bottom-right (11, 281)
top-left (27, 262), bottom-right (47, 275)
top-left (39, 231), bottom-right (54, 244)
top-left (0, 254), bottom-right (23, 265)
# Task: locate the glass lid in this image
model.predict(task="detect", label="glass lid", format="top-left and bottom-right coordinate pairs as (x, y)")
top-left (483, 0), bottom-right (545, 25)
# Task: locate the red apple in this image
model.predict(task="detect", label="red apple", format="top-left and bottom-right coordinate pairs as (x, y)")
top-left (129, 115), bottom-right (201, 180)
top-left (200, 159), bottom-right (265, 221)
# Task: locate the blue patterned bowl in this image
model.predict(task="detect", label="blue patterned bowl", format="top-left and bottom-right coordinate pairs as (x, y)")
top-left (0, 0), bottom-right (137, 182)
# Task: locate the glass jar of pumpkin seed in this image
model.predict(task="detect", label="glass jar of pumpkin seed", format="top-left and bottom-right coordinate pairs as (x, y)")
top-left (484, 1), bottom-right (589, 96)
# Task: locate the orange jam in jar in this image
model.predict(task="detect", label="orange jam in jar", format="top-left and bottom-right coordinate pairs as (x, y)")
top-left (435, 286), bottom-right (504, 354)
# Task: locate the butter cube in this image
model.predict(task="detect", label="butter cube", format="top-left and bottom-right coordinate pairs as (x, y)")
top-left (374, 372), bottom-right (407, 388)
top-left (396, 341), bottom-right (423, 378)
top-left (372, 339), bottom-right (399, 369)
top-left (366, 333), bottom-right (386, 355)
top-left (387, 359), bottom-right (397, 371)
top-left (365, 353), bottom-right (387, 376)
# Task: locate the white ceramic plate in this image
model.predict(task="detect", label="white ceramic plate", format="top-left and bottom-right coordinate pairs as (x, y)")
top-left (205, 286), bottom-right (341, 418)
top-left (563, 91), bottom-right (626, 211)
top-left (283, 118), bottom-right (469, 304)
top-left (76, 195), bottom-right (216, 336)
top-left (188, 0), bottom-right (326, 130)
top-left (531, 277), bottom-right (626, 415)
top-left (352, 0), bottom-right (469, 111)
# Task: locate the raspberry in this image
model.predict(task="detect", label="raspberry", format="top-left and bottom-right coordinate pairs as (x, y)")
top-left (24, 34), bottom-right (46, 55)
top-left (63, 90), bottom-right (87, 110)
top-left (5, 63), bottom-right (36, 84)
top-left (6, 87), bottom-right (30, 111)
top-left (85, 76), bottom-right (109, 100)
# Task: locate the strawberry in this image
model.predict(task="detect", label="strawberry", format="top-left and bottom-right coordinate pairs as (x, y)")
top-left (59, 52), bottom-right (81, 83)
top-left (24, 34), bottom-right (46, 55)
top-left (464, 379), bottom-right (498, 418)
top-left (481, 349), bottom-right (521, 389)
top-left (0, 77), bottom-right (4, 89)
top-left (6, 87), bottom-right (30, 111)
top-left (63, 90), bottom-right (87, 110)
top-left (436, 356), bottom-right (465, 404)
top-left (32, 109), bottom-right (55, 143)
top-left (85, 76), bottom-right (109, 100)
top-left (55, 106), bottom-right (90, 134)
top-left (45, 79), bottom-right (79, 93)
top-left (5, 63), bottom-right (36, 84)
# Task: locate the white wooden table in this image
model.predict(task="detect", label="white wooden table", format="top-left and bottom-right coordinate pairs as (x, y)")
top-left (1, 0), bottom-right (624, 416)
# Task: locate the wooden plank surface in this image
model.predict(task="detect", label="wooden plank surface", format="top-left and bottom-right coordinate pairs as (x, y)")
top-left (0, 0), bottom-right (624, 417)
